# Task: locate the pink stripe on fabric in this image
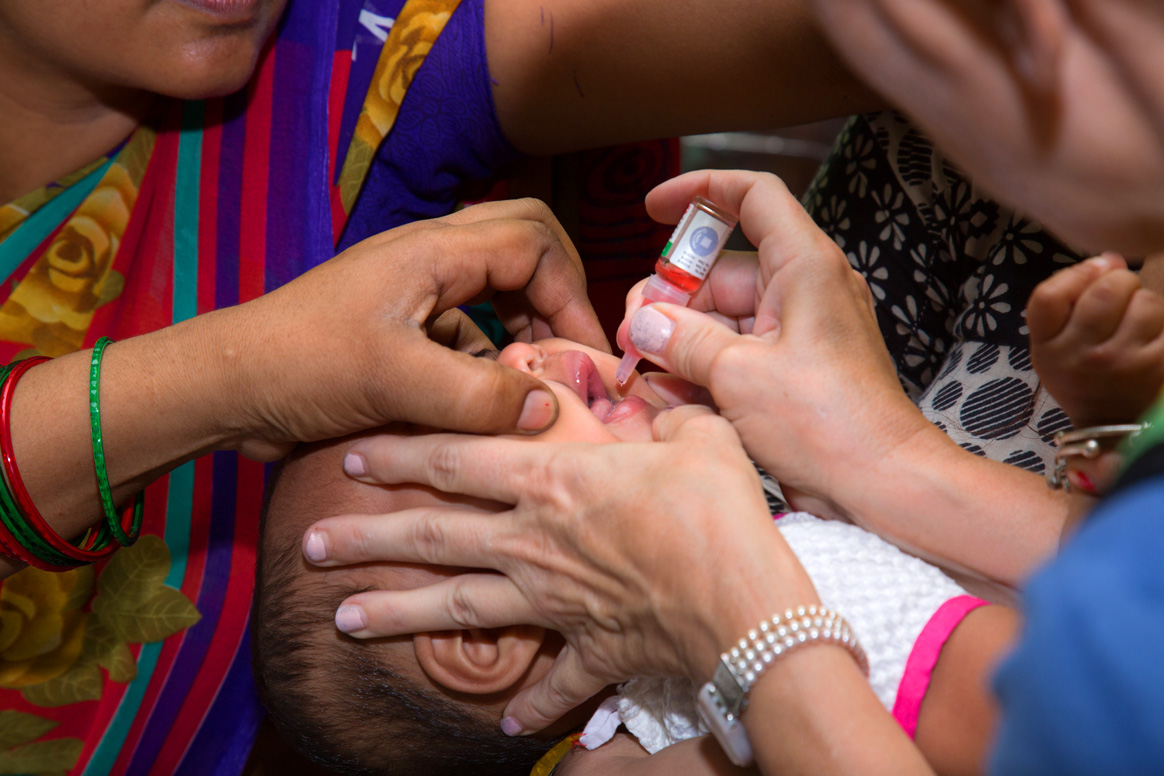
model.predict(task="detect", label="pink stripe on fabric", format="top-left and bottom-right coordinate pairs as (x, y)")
top-left (892, 594), bottom-right (988, 738)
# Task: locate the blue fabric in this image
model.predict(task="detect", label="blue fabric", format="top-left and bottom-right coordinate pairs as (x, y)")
top-left (990, 477), bottom-right (1164, 774)
top-left (339, 0), bottom-right (520, 249)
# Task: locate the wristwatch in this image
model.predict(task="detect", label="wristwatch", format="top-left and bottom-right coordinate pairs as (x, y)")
top-left (696, 659), bottom-right (754, 766)
top-left (695, 605), bottom-right (869, 767)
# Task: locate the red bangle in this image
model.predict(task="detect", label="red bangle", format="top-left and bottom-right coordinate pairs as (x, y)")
top-left (0, 356), bottom-right (115, 564)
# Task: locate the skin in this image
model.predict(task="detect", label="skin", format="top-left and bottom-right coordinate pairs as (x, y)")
top-left (1027, 253), bottom-right (1164, 429)
top-left (1026, 253), bottom-right (1164, 503)
top-left (281, 338), bottom-right (1015, 776)
top-left (0, 0), bottom-right (288, 201)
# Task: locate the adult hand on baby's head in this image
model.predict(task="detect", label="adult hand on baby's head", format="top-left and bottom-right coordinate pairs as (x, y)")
top-left (617, 170), bottom-right (927, 520)
top-left (218, 198), bottom-right (608, 460)
top-left (300, 405), bottom-right (817, 734)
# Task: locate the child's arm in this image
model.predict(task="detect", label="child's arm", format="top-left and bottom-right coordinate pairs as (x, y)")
top-left (484, 0), bottom-right (883, 156)
top-left (558, 732), bottom-right (758, 776)
top-left (914, 605), bottom-right (1020, 776)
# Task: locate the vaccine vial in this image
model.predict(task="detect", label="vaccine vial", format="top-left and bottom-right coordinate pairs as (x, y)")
top-left (615, 197), bottom-right (738, 385)
top-left (653, 196), bottom-right (738, 294)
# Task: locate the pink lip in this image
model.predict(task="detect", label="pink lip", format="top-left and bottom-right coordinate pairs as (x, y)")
top-left (170, 0), bottom-right (264, 23)
top-left (552, 351), bottom-right (651, 425)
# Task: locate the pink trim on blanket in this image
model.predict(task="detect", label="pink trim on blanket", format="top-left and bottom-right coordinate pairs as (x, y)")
top-left (892, 595), bottom-right (988, 738)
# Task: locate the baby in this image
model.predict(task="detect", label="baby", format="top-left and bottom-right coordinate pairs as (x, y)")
top-left (251, 337), bottom-right (1017, 776)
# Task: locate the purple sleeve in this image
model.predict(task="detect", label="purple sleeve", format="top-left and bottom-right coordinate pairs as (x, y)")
top-left (338, 0), bottom-right (520, 250)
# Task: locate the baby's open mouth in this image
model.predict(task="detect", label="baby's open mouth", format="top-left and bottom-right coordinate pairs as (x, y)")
top-left (555, 351), bottom-right (620, 422)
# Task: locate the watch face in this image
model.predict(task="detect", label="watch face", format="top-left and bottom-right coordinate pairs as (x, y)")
top-left (697, 682), bottom-right (754, 767)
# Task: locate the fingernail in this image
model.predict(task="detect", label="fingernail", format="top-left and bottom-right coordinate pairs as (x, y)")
top-left (629, 306), bottom-right (675, 355)
top-left (1068, 469), bottom-right (1097, 494)
top-left (641, 373), bottom-right (698, 407)
top-left (517, 389), bottom-right (557, 433)
top-left (335, 604), bottom-right (368, 633)
top-left (344, 452), bottom-right (367, 477)
top-left (304, 530), bottom-right (329, 563)
top-left (501, 716), bottom-right (525, 737)
top-left (1090, 254), bottom-right (1113, 270)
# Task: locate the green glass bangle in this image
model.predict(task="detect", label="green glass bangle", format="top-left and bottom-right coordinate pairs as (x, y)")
top-left (89, 337), bottom-right (144, 547)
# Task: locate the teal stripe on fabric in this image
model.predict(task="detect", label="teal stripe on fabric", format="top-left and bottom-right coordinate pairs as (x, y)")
top-left (81, 103), bottom-right (205, 776)
top-left (0, 158), bottom-right (114, 282)
top-left (172, 101), bottom-right (203, 326)
top-left (162, 462), bottom-right (195, 587)
top-left (81, 642), bottom-right (165, 776)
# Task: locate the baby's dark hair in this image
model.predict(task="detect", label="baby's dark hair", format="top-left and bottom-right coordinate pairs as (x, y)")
top-left (250, 468), bottom-right (556, 776)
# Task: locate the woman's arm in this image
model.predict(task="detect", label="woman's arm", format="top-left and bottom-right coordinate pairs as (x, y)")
top-left (484, 0), bottom-right (884, 155)
top-left (0, 199), bottom-right (604, 578)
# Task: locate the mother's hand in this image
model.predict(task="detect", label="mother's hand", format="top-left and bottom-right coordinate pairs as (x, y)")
top-left (302, 406), bottom-right (818, 733)
top-left (615, 170), bottom-right (930, 521)
top-left (219, 198), bottom-right (608, 459)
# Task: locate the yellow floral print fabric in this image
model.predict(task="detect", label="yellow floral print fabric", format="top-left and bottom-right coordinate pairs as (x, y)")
top-left (0, 127), bottom-right (155, 357)
top-left (336, 0), bottom-right (464, 214)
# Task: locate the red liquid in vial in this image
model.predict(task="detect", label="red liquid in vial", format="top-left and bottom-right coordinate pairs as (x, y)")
top-left (653, 259), bottom-right (704, 294)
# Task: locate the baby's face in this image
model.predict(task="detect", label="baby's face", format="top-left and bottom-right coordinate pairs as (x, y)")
top-left (495, 338), bottom-right (668, 445)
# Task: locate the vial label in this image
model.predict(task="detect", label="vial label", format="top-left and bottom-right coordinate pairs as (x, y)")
top-left (663, 204), bottom-right (734, 280)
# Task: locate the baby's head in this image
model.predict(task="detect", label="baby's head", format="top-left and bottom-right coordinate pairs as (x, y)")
top-left (251, 339), bottom-right (667, 775)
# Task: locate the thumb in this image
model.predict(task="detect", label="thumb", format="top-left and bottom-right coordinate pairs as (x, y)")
top-left (501, 648), bottom-right (609, 735)
top-left (393, 338), bottom-right (560, 434)
top-left (626, 303), bottom-right (743, 390)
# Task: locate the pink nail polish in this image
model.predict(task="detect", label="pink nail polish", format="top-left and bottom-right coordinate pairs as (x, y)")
top-left (501, 716), bottom-right (524, 736)
top-left (1068, 469), bottom-right (1097, 494)
top-left (304, 530), bottom-right (328, 562)
top-left (344, 452), bottom-right (367, 477)
top-left (335, 604), bottom-right (368, 633)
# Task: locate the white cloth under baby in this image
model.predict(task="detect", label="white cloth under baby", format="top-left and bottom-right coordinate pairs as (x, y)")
top-left (580, 512), bottom-right (968, 753)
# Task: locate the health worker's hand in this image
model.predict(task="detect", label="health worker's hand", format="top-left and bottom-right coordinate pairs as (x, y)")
top-left (301, 406), bottom-right (819, 733)
top-left (215, 198), bottom-right (608, 460)
top-left (615, 170), bottom-right (930, 522)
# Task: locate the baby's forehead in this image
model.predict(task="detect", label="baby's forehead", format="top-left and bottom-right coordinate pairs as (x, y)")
top-left (340, 562), bottom-right (464, 593)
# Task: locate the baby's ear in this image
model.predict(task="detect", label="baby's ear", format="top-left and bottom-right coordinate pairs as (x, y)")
top-left (999, 0), bottom-right (1068, 96)
top-left (414, 626), bottom-right (546, 695)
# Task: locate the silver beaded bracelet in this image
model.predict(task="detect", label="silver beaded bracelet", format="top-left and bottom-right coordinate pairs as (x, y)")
top-left (696, 605), bottom-right (869, 766)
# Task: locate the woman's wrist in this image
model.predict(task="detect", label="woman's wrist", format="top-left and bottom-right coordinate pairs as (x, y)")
top-left (684, 536), bottom-right (822, 682)
top-left (839, 413), bottom-right (1067, 585)
top-left (8, 313), bottom-right (241, 536)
